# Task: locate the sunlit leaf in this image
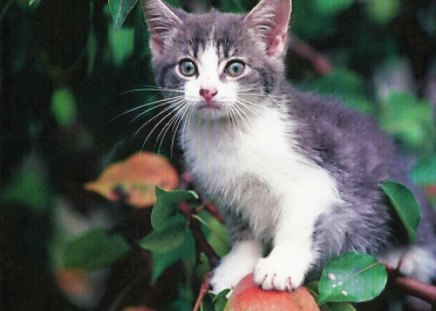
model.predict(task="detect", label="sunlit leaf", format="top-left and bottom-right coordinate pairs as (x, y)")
top-left (379, 91), bottom-right (431, 149)
top-left (51, 87), bottom-right (77, 128)
top-left (108, 26), bottom-right (134, 66)
top-left (108, 0), bottom-right (138, 29)
top-left (85, 152), bottom-right (179, 208)
top-left (318, 253), bottom-right (387, 304)
top-left (381, 181), bottom-right (421, 243)
top-left (366, 0), bottom-right (400, 24)
top-left (64, 228), bottom-right (131, 270)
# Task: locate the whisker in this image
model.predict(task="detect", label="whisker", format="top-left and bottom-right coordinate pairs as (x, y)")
top-left (130, 97), bottom-right (184, 123)
top-left (156, 103), bottom-right (186, 154)
top-left (170, 108), bottom-right (189, 157)
top-left (111, 95), bottom-right (185, 122)
top-left (133, 103), bottom-right (179, 138)
top-left (122, 87), bottom-right (185, 94)
top-left (140, 104), bottom-right (182, 151)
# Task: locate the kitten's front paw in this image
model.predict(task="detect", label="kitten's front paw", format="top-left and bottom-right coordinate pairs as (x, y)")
top-left (210, 240), bottom-right (262, 294)
top-left (253, 255), bottom-right (309, 291)
top-left (210, 263), bottom-right (247, 294)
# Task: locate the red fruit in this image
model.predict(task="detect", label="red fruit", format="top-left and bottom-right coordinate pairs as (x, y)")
top-left (225, 274), bottom-right (320, 311)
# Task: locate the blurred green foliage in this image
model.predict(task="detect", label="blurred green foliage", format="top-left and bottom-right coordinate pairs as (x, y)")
top-left (1, 0), bottom-right (435, 310)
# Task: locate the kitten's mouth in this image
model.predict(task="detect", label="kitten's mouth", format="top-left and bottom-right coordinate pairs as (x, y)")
top-left (198, 102), bottom-right (221, 110)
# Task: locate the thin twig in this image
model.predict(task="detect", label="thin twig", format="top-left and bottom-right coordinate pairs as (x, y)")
top-left (288, 36), bottom-right (332, 76)
top-left (193, 273), bottom-right (211, 311)
top-left (388, 269), bottom-right (436, 307)
top-left (179, 202), bottom-right (220, 268)
top-left (205, 203), bottom-right (225, 223)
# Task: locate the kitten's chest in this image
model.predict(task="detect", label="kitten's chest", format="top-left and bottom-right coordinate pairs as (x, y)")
top-left (182, 110), bottom-right (300, 205)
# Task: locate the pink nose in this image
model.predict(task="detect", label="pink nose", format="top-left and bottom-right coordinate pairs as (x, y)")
top-left (199, 88), bottom-right (218, 102)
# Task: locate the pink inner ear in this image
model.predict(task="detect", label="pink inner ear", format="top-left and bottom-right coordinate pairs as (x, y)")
top-left (150, 37), bottom-right (162, 55)
top-left (245, 0), bottom-right (291, 56)
top-left (266, 33), bottom-right (287, 56)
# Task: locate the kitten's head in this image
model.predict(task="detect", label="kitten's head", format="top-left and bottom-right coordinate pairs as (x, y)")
top-left (142, 0), bottom-right (292, 121)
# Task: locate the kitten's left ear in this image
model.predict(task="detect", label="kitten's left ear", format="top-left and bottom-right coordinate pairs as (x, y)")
top-left (142, 0), bottom-right (183, 56)
top-left (244, 0), bottom-right (292, 57)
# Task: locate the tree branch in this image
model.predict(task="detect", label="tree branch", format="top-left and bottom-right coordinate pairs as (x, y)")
top-left (388, 269), bottom-right (436, 307)
top-left (179, 202), bottom-right (220, 268)
top-left (288, 37), bottom-right (332, 76)
top-left (193, 273), bottom-right (211, 311)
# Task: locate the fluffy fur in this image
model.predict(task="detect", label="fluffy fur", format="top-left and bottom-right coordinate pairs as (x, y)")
top-left (142, 0), bottom-right (436, 294)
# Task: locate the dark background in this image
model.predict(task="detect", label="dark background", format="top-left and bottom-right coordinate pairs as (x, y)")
top-left (1, 0), bottom-right (435, 310)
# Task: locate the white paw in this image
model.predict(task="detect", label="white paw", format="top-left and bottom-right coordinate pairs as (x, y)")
top-left (253, 254), bottom-right (309, 291)
top-left (210, 263), bottom-right (249, 294)
top-left (210, 240), bottom-right (262, 294)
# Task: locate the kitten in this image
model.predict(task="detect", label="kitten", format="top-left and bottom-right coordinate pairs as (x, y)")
top-left (142, 0), bottom-right (436, 293)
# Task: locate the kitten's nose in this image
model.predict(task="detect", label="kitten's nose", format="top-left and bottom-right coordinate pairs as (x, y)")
top-left (199, 88), bottom-right (218, 102)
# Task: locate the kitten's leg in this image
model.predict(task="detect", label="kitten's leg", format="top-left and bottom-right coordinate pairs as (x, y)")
top-left (378, 246), bottom-right (436, 283)
top-left (210, 239), bottom-right (263, 294)
top-left (254, 194), bottom-right (331, 291)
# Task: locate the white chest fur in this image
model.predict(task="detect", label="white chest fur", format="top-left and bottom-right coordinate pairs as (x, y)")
top-left (182, 108), bottom-right (340, 240)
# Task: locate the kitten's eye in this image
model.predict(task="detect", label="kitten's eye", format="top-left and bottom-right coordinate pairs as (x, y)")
top-left (225, 60), bottom-right (246, 77)
top-left (179, 59), bottom-right (198, 77)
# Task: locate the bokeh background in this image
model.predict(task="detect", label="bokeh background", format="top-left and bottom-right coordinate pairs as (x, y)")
top-left (1, 0), bottom-right (435, 310)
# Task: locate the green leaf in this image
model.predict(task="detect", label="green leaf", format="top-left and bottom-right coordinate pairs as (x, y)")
top-left (108, 0), bottom-right (138, 29)
top-left (318, 253), bottom-right (387, 304)
top-left (150, 232), bottom-right (195, 284)
top-left (366, 0), bottom-right (400, 24)
top-left (140, 220), bottom-right (188, 252)
top-left (108, 26), bottom-right (134, 67)
top-left (310, 69), bottom-right (374, 114)
top-left (314, 0), bottom-right (354, 15)
top-left (2, 153), bottom-right (51, 212)
top-left (151, 187), bottom-right (198, 231)
top-left (411, 157), bottom-right (436, 185)
top-left (379, 92), bottom-right (431, 149)
top-left (196, 212), bottom-right (230, 257)
top-left (219, 0), bottom-right (248, 13)
top-left (64, 228), bottom-right (131, 270)
top-left (381, 181), bottom-right (421, 243)
top-left (51, 87), bottom-right (77, 128)
top-left (213, 289), bottom-right (230, 311)
top-left (134, 4), bottom-right (150, 57)
top-left (325, 302), bottom-right (357, 311)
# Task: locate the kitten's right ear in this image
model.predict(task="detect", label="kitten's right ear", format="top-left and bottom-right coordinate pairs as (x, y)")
top-left (142, 0), bottom-right (182, 56)
top-left (244, 0), bottom-right (292, 57)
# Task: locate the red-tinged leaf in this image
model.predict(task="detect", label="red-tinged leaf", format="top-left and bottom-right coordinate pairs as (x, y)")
top-left (55, 268), bottom-right (92, 297)
top-left (425, 185), bottom-right (436, 199)
top-left (85, 152), bottom-right (179, 208)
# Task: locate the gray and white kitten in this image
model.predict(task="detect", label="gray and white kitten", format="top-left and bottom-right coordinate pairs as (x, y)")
top-left (142, 0), bottom-right (436, 293)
